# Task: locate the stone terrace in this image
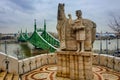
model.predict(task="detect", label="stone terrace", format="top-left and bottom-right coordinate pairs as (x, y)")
top-left (0, 52), bottom-right (120, 80)
top-left (21, 64), bottom-right (120, 80)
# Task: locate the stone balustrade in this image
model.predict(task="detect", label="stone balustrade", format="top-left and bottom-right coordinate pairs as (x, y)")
top-left (0, 52), bottom-right (120, 75)
top-left (18, 53), bottom-right (57, 75)
top-left (92, 53), bottom-right (120, 72)
top-left (0, 52), bottom-right (18, 74)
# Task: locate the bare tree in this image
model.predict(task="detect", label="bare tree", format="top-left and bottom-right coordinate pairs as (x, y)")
top-left (108, 16), bottom-right (120, 34)
top-left (108, 15), bottom-right (120, 50)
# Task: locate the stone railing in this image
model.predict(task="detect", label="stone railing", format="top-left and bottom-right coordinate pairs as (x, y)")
top-left (92, 53), bottom-right (120, 72)
top-left (0, 52), bottom-right (57, 75)
top-left (18, 53), bottom-right (57, 75)
top-left (0, 52), bottom-right (18, 74)
top-left (0, 52), bottom-right (120, 75)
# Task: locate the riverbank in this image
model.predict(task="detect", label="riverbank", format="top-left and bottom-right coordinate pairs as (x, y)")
top-left (0, 39), bottom-right (18, 44)
top-left (0, 39), bottom-right (120, 59)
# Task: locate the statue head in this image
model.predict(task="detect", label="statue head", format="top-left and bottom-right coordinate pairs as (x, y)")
top-left (68, 14), bottom-right (72, 19)
top-left (76, 10), bottom-right (82, 19)
top-left (58, 3), bottom-right (64, 9)
top-left (57, 3), bottom-right (65, 20)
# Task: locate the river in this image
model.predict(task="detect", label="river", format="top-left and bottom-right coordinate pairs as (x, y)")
top-left (0, 39), bottom-right (120, 59)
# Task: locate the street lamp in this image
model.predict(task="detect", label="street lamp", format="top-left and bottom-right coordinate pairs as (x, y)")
top-left (106, 32), bottom-right (108, 54)
top-left (5, 40), bottom-right (7, 55)
top-left (4, 40), bottom-right (9, 73)
top-left (116, 34), bottom-right (119, 51)
top-left (22, 52), bottom-right (25, 74)
top-left (99, 31), bottom-right (102, 64)
top-left (14, 48), bottom-right (20, 59)
top-left (100, 31), bottom-right (102, 54)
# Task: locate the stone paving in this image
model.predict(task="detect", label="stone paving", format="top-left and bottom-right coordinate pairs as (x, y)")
top-left (21, 65), bottom-right (120, 80)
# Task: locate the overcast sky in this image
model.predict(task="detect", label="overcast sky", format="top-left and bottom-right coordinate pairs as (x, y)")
top-left (0, 0), bottom-right (120, 33)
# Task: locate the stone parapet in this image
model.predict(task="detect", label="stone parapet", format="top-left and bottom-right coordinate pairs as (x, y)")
top-left (0, 52), bottom-right (18, 74)
top-left (92, 53), bottom-right (120, 72)
top-left (18, 53), bottom-right (57, 75)
top-left (0, 51), bottom-right (120, 76)
top-left (0, 52), bottom-right (57, 75)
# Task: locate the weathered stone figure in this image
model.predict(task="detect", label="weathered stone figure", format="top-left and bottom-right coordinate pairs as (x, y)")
top-left (56, 3), bottom-right (96, 51)
top-left (68, 14), bottom-right (72, 24)
top-left (72, 10), bottom-right (86, 52)
top-left (56, 3), bottom-right (67, 50)
top-left (56, 3), bottom-right (96, 80)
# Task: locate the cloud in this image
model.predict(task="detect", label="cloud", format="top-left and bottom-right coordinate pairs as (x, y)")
top-left (9, 0), bottom-right (36, 13)
top-left (0, 0), bottom-right (120, 33)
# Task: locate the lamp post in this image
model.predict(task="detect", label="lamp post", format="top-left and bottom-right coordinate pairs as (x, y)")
top-left (5, 40), bottom-right (7, 55)
top-left (116, 34), bottom-right (119, 51)
top-left (4, 40), bottom-right (9, 73)
top-left (100, 31), bottom-right (102, 54)
top-left (106, 32), bottom-right (108, 55)
top-left (22, 52), bottom-right (25, 74)
top-left (15, 48), bottom-right (20, 59)
top-left (99, 31), bottom-right (102, 64)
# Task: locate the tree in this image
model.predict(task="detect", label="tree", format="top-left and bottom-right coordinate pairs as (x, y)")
top-left (108, 15), bottom-right (120, 50)
top-left (108, 16), bottom-right (120, 34)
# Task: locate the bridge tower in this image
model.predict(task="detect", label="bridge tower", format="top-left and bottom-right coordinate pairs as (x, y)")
top-left (44, 19), bottom-right (46, 32)
top-left (25, 29), bottom-right (27, 34)
top-left (34, 19), bottom-right (37, 31)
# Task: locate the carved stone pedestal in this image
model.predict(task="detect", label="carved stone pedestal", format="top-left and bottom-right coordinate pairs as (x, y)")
top-left (56, 51), bottom-right (93, 80)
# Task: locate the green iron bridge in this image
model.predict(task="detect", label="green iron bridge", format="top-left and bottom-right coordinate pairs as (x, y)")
top-left (18, 29), bottom-right (29, 42)
top-left (18, 20), bottom-right (60, 52)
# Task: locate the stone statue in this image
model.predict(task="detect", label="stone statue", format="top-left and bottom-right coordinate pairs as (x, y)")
top-left (56, 3), bottom-right (96, 80)
top-left (68, 14), bottom-right (72, 24)
top-left (56, 3), bottom-right (67, 50)
top-left (72, 10), bottom-right (86, 52)
top-left (56, 3), bottom-right (96, 51)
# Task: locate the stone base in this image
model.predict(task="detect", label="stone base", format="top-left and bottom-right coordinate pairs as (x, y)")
top-left (56, 51), bottom-right (93, 80)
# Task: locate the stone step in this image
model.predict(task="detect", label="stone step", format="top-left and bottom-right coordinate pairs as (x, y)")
top-left (13, 74), bottom-right (19, 80)
top-left (5, 73), bottom-right (13, 80)
top-left (0, 71), bottom-right (7, 80)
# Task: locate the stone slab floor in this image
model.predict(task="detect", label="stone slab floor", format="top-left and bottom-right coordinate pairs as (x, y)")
top-left (21, 65), bottom-right (120, 80)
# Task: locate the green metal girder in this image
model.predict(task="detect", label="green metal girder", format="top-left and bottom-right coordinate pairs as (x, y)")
top-left (18, 33), bottom-right (29, 42)
top-left (18, 33), bottom-right (26, 42)
top-left (23, 33), bottom-right (29, 40)
top-left (41, 31), bottom-right (60, 48)
top-left (18, 20), bottom-right (60, 52)
top-left (28, 31), bottom-right (57, 52)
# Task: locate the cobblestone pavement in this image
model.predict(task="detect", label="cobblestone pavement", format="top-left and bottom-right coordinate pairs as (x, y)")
top-left (21, 65), bottom-right (120, 80)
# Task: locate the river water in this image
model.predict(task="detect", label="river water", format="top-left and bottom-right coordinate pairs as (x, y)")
top-left (0, 39), bottom-right (120, 59)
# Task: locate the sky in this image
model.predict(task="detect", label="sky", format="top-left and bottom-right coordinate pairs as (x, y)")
top-left (0, 0), bottom-right (120, 33)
